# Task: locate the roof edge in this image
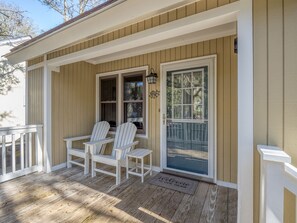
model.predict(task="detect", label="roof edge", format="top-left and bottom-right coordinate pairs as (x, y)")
top-left (10, 0), bottom-right (122, 53)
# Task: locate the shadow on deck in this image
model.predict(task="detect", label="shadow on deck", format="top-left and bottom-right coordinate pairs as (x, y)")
top-left (0, 167), bottom-right (237, 223)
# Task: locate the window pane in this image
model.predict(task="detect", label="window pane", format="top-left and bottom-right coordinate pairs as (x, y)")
top-left (101, 103), bottom-right (117, 127)
top-left (183, 72), bottom-right (191, 88)
top-left (174, 105), bottom-right (182, 119)
top-left (101, 78), bottom-right (116, 101)
top-left (193, 88), bottom-right (202, 104)
top-left (193, 105), bottom-right (203, 120)
top-left (173, 73), bottom-right (182, 88)
top-left (173, 89), bottom-right (182, 104)
top-left (193, 71), bottom-right (202, 87)
top-left (183, 89), bottom-right (191, 104)
top-left (124, 75), bottom-right (143, 101)
top-left (124, 102), bottom-right (143, 129)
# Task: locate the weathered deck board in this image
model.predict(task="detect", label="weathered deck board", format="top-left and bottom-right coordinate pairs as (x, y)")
top-left (0, 167), bottom-right (237, 223)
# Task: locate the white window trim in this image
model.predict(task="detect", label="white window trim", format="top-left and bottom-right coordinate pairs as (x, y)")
top-left (96, 66), bottom-right (149, 139)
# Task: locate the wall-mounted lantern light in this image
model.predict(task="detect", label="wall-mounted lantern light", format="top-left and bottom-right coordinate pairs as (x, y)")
top-left (146, 68), bottom-right (158, 85)
top-left (146, 68), bottom-right (160, 98)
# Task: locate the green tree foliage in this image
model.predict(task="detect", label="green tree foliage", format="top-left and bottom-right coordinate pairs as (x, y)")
top-left (38, 0), bottom-right (108, 22)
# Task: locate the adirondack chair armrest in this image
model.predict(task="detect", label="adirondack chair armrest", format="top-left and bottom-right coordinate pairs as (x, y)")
top-left (83, 137), bottom-right (113, 146)
top-left (64, 135), bottom-right (92, 142)
top-left (114, 141), bottom-right (139, 152)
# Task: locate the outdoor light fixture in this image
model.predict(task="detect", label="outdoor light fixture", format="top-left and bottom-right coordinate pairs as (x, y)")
top-left (146, 68), bottom-right (160, 98)
top-left (146, 68), bottom-right (158, 84)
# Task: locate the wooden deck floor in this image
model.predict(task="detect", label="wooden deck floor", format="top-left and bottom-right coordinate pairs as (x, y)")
top-left (0, 167), bottom-right (237, 223)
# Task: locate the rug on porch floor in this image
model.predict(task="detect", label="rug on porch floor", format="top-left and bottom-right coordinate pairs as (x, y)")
top-left (148, 173), bottom-right (198, 195)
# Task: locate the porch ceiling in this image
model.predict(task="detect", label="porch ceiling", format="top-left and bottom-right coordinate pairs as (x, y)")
top-left (47, 1), bottom-right (239, 68)
top-left (7, 0), bottom-right (197, 64)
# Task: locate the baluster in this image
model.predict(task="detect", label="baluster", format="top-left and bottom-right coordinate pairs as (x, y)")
top-left (20, 133), bottom-right (24, 170)
top-left (12, 134), bottom-right (16, 172)
top-left (2, 135), bottom-right (6, 175)
top-left (29, 132), bottom-right (32, 167)
top-left (25, 133), bottom-right (28, 168)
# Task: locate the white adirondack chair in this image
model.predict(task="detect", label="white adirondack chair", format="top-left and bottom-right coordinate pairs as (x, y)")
top-left (64, 121), bottom-right (110, 174)
top-left (91, 122), bottom-right (138, 185)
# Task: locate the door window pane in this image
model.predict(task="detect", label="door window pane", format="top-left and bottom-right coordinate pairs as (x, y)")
top-left (173, 105), bottom-right (182, 119)
top-left (183, 73), bottom-right (191, 88)
top-left (173, 89), bottom-right (182, 104)
top-left (193, 71), bottom-right (202, 87)
top-left (183, 89), bottom-right (191, 104)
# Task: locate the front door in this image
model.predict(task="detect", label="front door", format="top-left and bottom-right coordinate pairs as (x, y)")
top-left (161, 56), bottom-right (216, 181)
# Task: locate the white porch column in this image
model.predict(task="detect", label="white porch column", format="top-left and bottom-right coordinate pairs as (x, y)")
top-left (43, 55), bottom-right (52, 173)
top-left (237, 0), bottom-right (254, 222)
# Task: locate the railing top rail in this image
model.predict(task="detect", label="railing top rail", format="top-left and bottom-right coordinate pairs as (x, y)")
top-left (257, 145), bottom-right (291, 163)
top-left (0, 125), bottom-right (43, 136)
top-left (285, 163), bottom-right (297, 179)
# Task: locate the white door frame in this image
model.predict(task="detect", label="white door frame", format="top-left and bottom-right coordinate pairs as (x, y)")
top-left (160, 55), bottom-right (217, 182)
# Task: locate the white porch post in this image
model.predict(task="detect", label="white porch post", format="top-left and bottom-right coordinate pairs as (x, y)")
top-left (43, 55), bottom-right (52, 173)
top-left (237, 0), bottom-right (254, 222)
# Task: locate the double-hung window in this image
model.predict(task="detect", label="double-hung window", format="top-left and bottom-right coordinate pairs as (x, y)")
top-left (98, 68), bottom-right (147, 135)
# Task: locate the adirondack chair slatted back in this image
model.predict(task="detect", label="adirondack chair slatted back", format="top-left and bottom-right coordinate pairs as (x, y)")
top-left (90, 121), bottom-right (110, 154)
top-left (112, 122), bottom-right (137, 159)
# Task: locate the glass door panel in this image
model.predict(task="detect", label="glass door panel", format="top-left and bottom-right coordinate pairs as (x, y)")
top-left (166, 67), bottom-right (209, 175)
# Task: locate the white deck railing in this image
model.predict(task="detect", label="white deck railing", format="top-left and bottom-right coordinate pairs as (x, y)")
top-left (258, 145), bottom-right (297, 223)
top-left (0, 125), bottom-right (43, 183)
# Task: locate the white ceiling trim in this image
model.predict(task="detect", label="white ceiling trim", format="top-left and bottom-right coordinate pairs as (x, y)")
top-left (87, 22), bottom-right (236, 64)
top-left (46, 1), bottom-right (240, 67)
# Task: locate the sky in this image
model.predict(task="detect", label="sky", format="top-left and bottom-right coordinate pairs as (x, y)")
top-left (7, 0), bottom-right (64, 33)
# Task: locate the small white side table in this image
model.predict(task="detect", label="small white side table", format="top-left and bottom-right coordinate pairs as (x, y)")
top-left (126, 148), bottom-right (152, 183)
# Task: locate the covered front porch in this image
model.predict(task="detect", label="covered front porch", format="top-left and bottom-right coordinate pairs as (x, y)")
top-left (0, 167), bottom-right (237, 223)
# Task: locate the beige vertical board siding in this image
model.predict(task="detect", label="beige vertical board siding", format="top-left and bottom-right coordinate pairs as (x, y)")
top-left (46, 0), bottom-right (237, 60)
top-left (27, 68), bottom-right (43, 125)
top-left (96, 36), bottom-right (237, 183)
top-left (267, 0), bottom-right (283, 147)
top-left (284, 0), bottom-right (297, 222)
top-left (28, 56), bottom-right (44, 67)
top-left (51, 62), bottom-right (95, 166)
top-left (253, 0), bottom-right (297, 222)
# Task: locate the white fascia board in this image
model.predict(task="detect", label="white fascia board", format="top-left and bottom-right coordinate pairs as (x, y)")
top-left (6, 0), bottom-right (195, 64)
top-left (88, 22), bottom-right (236, 64)
top-left (47, 1), bottom-right (240, 67)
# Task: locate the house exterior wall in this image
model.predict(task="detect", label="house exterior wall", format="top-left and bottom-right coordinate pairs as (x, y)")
top-left (45, 0), bottom-right (238, 61)
top-left (96, 35), bottom-right (238, 183)
top-left (253, 0), bottom-right (297, 222)
top-left (26, 1), bottom-right (238, 183)
top-left (51, 62), bottom-right (95, 165)
top-left (27, 67), bottom-right (43, 125)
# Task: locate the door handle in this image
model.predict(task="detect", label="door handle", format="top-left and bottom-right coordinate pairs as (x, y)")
top-left (163, 114), bottom-right (166, 125)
